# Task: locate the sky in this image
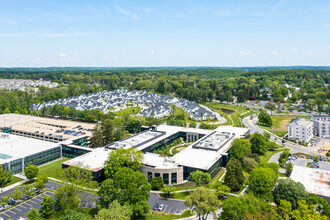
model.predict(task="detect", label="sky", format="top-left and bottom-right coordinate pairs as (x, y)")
top-left (0, 0), bottom-right (329, 67)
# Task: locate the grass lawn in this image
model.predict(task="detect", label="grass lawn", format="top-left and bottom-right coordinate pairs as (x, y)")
top-left (172, 144), bottom-right (190, 155)
top-left (209, 169), bottom-right (226, 189)
top-left (39, 157), bottom-right (70, 180)
top-left (43, 208), bottom-right (97, 220)
top-left (261, 114), bottom-right (311, 132)
top-left (205, 102), bottom-right (249, 127)
top-left (259, 148), bottom-right (287, 163)
top-left (3, 176), bottom-right (23, 187)
top-left (159, 191), bottom-right (192, 200)
top-left (138, 210), bottom-right (194, 220)
top-left (114, 107), bottom-right (141, 117)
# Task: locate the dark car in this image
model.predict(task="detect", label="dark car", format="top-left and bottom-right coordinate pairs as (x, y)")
top-left (153, 203), bottom-right (159, 210)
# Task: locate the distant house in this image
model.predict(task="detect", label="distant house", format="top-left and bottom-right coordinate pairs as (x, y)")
top-left (288, 117), bottom-right (313, 142)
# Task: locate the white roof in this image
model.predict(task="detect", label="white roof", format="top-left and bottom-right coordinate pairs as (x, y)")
top-left (0, 132), bottom-right (60, 164)
top-left (173, 126), bottom-right (249, 170)
top-left (290, 165), bottom-right (330, 197)
top-left (143, 153), bottom-right (179, 169)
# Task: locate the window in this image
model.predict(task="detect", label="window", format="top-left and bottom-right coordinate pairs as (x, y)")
top-left (155, 173), bottom-right (160, 177)
top-left (163, 173), bottom-right (169, 184)
top-left (147, 172), bottom-right (152, 182)
top-left (171, 173), bottom-right (177, 184)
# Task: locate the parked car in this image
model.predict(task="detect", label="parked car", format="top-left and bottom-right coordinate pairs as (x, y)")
top-left (0, 205), bottom-right (3, 211)
top-left (153, 203), bottom-right (159, 210)
top-left (158, 204), bottom-right (165, 211)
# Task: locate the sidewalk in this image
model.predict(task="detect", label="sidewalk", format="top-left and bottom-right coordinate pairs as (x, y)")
top-left (1, 178), bottom-right (29, 192)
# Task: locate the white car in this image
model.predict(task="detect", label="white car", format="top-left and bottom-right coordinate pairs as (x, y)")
top-left (158, 204), bottom-right (165, 211)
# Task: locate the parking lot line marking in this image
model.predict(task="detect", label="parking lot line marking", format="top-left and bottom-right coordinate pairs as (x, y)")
top-left (25, 202), bottom-right (33, 206)
top-left (1, 212), bottom-right (11, 217)
top-left (34, 197), bottom-right (43, 202)
top-left (13, 207), bottom-right (22, 212)
top-left (163, 205), bottom-right (168, 212)
top-left (20, 204), bottom-right (29, 209)
top-left (85, 202), bottom-right (89, 208)
top-left (168, 206), bottom-right (172, 213)
top-left (7, 210), bottom-right (16, 214)
top-left (29, 200), bottom-right (38, 204)
top-left (175, 208), bottom-right (178, 213)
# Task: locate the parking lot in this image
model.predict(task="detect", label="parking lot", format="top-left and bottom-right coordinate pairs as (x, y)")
top-left (0, 191), bottom-right (54, 220)
top-left (148, 193), bottom-right (187, 214)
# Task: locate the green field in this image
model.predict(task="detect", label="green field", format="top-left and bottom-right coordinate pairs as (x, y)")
top-left (138, 210), bottom-right (194, 220)
top-left (39, 157), bottom-right (70, 180)
top-left (113, 107), bottom-right (141, 117)
top-left (259, 148), bottom-right (287, 163)
top-left (3, 176), bottom-right (23, 187)
top-left (205, 102), bottom-right (249, 127)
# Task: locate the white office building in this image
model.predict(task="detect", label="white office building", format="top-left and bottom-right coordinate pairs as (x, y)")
top-left (311, 116), bottom-right (330, 138)
top-left (288, 117), bottom-right (313, 143)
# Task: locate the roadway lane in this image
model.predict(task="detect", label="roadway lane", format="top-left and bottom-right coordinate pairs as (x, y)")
top-left (148, 193), bottom-right (187, 214)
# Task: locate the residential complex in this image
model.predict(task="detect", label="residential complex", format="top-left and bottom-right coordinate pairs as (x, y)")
top-left (30, 89), bottom-right (216, 121)
top-left (0, 79), bottom-right (58, 91)
top-left (311, 115), bottom-right (330, 138)
top-left (288, 117), bottom-right (313, 142)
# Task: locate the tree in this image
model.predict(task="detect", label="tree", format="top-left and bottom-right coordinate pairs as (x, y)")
top-left (1, 196), bottom-right (10, 206)
top-left (250, 133), bottom-right (267, 155)
top-left (224, 159), bottom-right (244, 191)
top-left (98, 167), bottom-right (151, 217)
top-left (89, 124), bottom-right (103, 148)
top-left (12, 188), bottom-right (23, 201)
top-left (55, 162), bottom-right (96, 210)
top-left (95, 200), bottom-right (133, 220)
top-left (35, 174), bottom-right (48, 191)
top-left (185, 187), bottom-right (221, 220)
top-left (225, 91), bottom-right (233, 102)
top-left (102, 118), bottom-right (114, 145)
top-left (26, 208), bottom-right (41, 220)
top-left (24, 165), bottom-right (39, 180)
top-left (286, 162), bottom-right (293, 177)
top-left (62, 107), bottom-right (71, 118)
top-left (305, 194), bottom-right (330, 218)
top-left (316, 98), bottom-right (324, 115)
top-left (258, 110), bottom-right (273, 127)
top-left (40, 195), bottom-right (54, 216)
top-left (273, 178), bottom-right (308, 209)
top-left (61, 209), bottom-right (85, 220)
top-left (161, 185), bottom-right (174, 198)
top-left (190, 170), bottom-right (211, 186)
top-left (228, 138), bottom-right (251, 159)
top-left (189, 121), bottom-right (197, 128)
top-left (0, 164), bottom-right (12, 187)
top-left (307, 99), bottom-right (316, 111)
top-left (150, 176), bottom-right (164, 190)
top-left (247, 167), bottom-right (277, 200)
top-left (242, 157), bottom-right (257, 172)
top-left (104, 148), bottom-right (144, 179)
top-left (23, 185), bottom-right (34, 198)
top-left (265, 102), bottom-right (276, 115)
top-left (215, 184), bottom-right (231, 199)
top-left (220, 196), bottom-right (247, 220)
top-left (3, 107), bottom-right (11, 114)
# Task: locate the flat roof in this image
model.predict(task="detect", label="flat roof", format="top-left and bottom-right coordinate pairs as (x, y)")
top-left (0, 114), bottom-right (95, 140)
top-left (173, 126), bottom-right (249, 170)
top-left (0, 132), bottom-right (60, 164)
top-left (143, 153), bottom-right (179, 169)
top-left (290, 165), bottom-right (330, 197)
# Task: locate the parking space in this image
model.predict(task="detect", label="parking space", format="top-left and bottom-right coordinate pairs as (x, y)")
top-left (148, 193), bottom-right (187, 214)
top-left (0, 191), bottom-right (54, 220)
top-left (294, 158), bottom-right (310, 167)
top-left (319, 161), bottom-right (330, 171)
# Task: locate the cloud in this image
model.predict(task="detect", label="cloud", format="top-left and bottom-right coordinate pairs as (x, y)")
top-left (116, 7), bottom-right (139, 20)
top-left (150, 50), bottom-right (155, 54)
top-left (306, 51), bottom-right (313, 55)
top-left (58, 53), bottom-right (68, 57)
top-left (0, 33), bottom-right (27, 37)
top-left (239, 51), bottom-right (251, 56)
top-left (144, 8), bottom-right (152, 13)
top-left (270, 51), bottom-right (279, 56)
top-left (0, 17), bottom-right (20, 26)
top-left (292, 49), bottom-right (298, 53)
top-left (176, 13), bottom-right (186, 18)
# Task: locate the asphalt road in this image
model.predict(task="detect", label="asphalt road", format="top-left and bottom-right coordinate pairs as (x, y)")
top-left (148, 193), bottom-right (187, 214)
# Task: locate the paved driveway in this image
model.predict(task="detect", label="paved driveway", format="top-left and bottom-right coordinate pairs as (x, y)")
top-left (148, 193), bottom-right (187, 214)
top-left (294, 158), bottom-right (310, 167)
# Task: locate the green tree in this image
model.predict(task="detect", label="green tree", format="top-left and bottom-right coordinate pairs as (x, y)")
top-left (273, 178), bottom-right (308, 209)
top-left (12, 188), bottom-right (23, 201)
top-left (286, 162), bottom-right (293, 177)
top-left (95, 200), bottom-right (133, 220)
top-left (26, 208), bottom-right (41, 220)
top-left (3, 107), bottom-right (11, 114)
top-left (1, 196), bottom-right (10, 206)
top-left (60, 209), bottom-right (85, 220)
top-left (316, 98), bottom-right (324, 115)
top-left (228, 138), bottom-right (251, 159)
top-left (247, 167), bottom-right (277, 200)
top-left (104, 148), bottom-right (143, 179)
top-left (189, 121), bottom-right (197, 128)
top-left (89, 124), bottom-right (103, 148)
top-left (258, 109), bottom-right (273, 126)
top-left (220, 196), bottom-right (247, 220)
top-left (34, 174), bottom-right (48, 191)
top-left (40, 195), bottom-right (54, 216)
top-left (62, 107), bottom-right (71, 118)
top-left (190, 170), bottom-right (211, 186)
top-left (98, 167), bottom-right (151, 217)
top-left (102, 118), bottom-right (114, 145)
top-left (185, 187), bottom-right (221, 220)
top-left (24, 165), bottom-right (39, 180)
top-left (0, 164), bottom-right (12, 187)
top-left (150, 176), bottom-right (164, 190)
top-left (23, 185), bottom-right (34, 198)
top-left (161, 185), bottom-right (174, 198)
top-left (224, 159), bottom-right (244, 191)
top-left (250, 133), bottom-right (267, 155)
top-left (215, 184), bottom-right (231, 199)
top-left (265, 102), bottom-right (276, 115)
top-left (305, 194), bottom-right (330, 218)
top-left (242, 157), bottom-right (257, 172)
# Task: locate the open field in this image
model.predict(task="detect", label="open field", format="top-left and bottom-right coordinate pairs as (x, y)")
top-left (113, 107), bottom-right (141, 117)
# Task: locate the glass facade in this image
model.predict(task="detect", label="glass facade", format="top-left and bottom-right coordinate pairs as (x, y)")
top-left (24, 147), bottom-right (61, 167)
top-left (155, 173), bottom-right (160, 177)
top-left (171, 172), bottom-right (177, 184)
top-left (147, 172), bottom-right (153, 182)
top-left (61, 144), bottom-right (91, 158)
top-left (10, 159), bottom-right (23, 174)
top-left (142, 132), bottom-right (187, 153)
top-left (163, 173), bottom-right (169, 184)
